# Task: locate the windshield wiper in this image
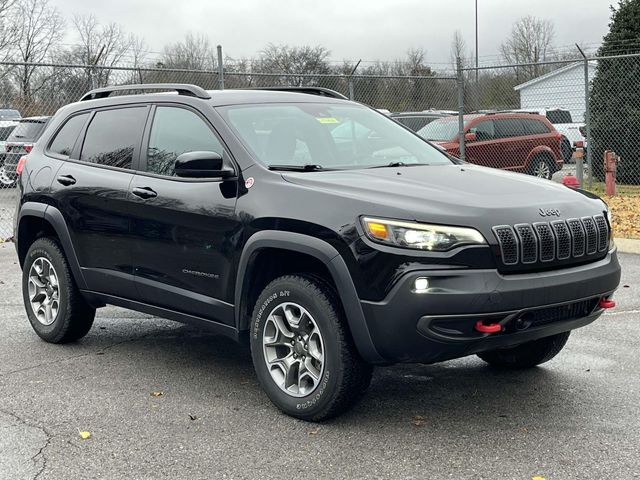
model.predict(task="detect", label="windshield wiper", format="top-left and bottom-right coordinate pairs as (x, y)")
top-left (368, 161), bottom-right (430, 168)
top-left (268, 164), bottom-right (327, 172)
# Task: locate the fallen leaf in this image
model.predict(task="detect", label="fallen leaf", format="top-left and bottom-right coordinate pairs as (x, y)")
top-left (78, 430), bottom-right (91, 440)
top-left (189, 414), bottom-right (197, 421)
top-left (412, 416), bottom-right (426, 427)
top-left (151, 391), bottom-right (163, 397)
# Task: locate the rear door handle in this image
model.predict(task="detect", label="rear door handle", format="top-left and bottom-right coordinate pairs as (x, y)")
top-left (56, 175), bottom-right (76, 186)
top-left (132, 186), bottom-right (158, 199)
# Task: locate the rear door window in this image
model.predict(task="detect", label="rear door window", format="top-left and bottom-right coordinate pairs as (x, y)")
top-left (80, 107), bottom-right (148, 169)
top-left (470, 120), bottom-right (495, 141)
top-left (48, 113), bottom-right (90, 157)
top-left (494, 118), bottom-right (525, 138)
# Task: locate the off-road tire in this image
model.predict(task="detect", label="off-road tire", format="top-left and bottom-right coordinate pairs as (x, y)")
top-left (477, 331), bottom-right (571, 369)
top-left (250, 274), bottom-right (372, 421)
top-left (22, 237), bottom-right (95, 343)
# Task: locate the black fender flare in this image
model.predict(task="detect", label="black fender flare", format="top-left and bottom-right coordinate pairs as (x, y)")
top-left (17, 202), bottom-right (87, 290)
top-left (235, 230), bottom-right (384, 364)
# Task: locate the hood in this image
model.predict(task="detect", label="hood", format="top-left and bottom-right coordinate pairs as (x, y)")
top-left (281, 164), bottom-right (606, 231)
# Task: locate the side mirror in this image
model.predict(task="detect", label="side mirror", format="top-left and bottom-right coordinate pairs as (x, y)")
top-left (464, 132), bottom-right (477, 142)
top-left (175, 151), bottom-right (235, 179)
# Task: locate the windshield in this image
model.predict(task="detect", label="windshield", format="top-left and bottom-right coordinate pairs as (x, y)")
top-left (546, 110), bottom-right (573, 124)
top-left (218, 103), bottom-right (452, 169)
top-left (416, 117), bottom-right (460, 141)
top-left (7, 120), bottom-right (47, 142)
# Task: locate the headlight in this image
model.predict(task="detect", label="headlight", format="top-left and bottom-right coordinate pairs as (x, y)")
top-left (361, 217), bottom-right (486, 251)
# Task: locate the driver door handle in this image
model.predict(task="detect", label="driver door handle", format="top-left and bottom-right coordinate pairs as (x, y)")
top-left (132, 186), bottom-right (158, 199)
top-left (56, 175), bottom-right (76, 186)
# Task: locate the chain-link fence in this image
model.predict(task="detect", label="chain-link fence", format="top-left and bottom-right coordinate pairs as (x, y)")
top-left (454, 53), bottom-right (640, 192)
top-left (1, 54), bottom-right (639, 238)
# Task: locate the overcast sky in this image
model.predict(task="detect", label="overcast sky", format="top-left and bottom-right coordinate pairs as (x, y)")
top-left (55, 0), bottom-right (613, 68)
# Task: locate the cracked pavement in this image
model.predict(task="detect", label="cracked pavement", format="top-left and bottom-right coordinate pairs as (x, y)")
top-left (0, 242), bottom-right (639, 479)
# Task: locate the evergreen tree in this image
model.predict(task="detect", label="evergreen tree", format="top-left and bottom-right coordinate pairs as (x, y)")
top-left (590, 0), bottom-right (640, 183)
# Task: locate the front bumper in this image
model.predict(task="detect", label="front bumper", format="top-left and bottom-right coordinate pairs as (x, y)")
top-left (359, 251), bottom-right (621, 364)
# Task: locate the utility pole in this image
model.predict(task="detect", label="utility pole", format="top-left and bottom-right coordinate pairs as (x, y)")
top-left (475, 0), bottom-right (478, 85)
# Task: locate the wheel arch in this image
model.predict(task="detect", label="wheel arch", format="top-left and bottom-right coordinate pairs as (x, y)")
top-left (526, 146), bottom-right (559, 172)
top-left (235, 230), bottom-right (384, 363)
top-left (16, 202), bottom-right (87, 290)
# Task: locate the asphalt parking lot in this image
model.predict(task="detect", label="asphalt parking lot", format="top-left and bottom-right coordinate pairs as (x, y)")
top-left (0, 243), bottom-right (639, 479)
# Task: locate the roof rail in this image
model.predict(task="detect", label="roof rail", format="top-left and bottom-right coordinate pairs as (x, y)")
top-left (80, 84), bottom-right (211, 102)
top-left (252, 86), bottom-right (348, 100)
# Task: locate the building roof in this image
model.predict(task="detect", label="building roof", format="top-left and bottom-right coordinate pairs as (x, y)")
top-left (514, 62), bottom-right (597, 91)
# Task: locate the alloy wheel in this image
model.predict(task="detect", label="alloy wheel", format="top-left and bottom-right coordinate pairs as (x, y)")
top-left (534, 160), bottom-right (551, 179)
top-left (28, 257), bottom-right (60, 326)
top-left (262, 302), bottom-right (325, 397)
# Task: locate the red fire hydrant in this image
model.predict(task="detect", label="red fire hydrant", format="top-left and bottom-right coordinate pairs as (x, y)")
top-left (562, 175), bottom-right (580, 188)
top-left (604, 150), bottom-right (619, 196)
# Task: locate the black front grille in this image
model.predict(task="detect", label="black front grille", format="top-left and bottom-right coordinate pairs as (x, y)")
top-left (594, 215), bottom-right (609, 252)
top-left (519, 298), bottom-right (600, 327)
top-left (581, 216), bottom-right (598, 255)
top-left (493, 226), bottom-right (518, 265)
top-left (567, 219), bottom-right (586, 257)
top-left (515, 224), bottom-right (537, 264)
top-left (494, 216), bottom-right (609, 269)
top-left (534, 223), bottom-right (555, 262)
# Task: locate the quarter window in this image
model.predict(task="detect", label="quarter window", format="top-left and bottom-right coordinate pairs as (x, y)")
top-left (146, 107), bottom-right (224, 176)
top-left (80, 107), bottom-right (148, 169)
top-left (49, 113), bottom-right (89, 157)
top-left (521, 119), bottom-right (551, 135)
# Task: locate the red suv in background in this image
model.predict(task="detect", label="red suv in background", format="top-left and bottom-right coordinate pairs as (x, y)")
top-left (417, 112), bottom-right (563, 179)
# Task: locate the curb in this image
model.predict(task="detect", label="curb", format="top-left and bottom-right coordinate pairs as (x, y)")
top-left (615, 237), bottom-right (640, 255)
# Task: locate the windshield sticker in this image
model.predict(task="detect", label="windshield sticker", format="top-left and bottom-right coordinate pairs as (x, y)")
top-left (316, 117), bottom-right (340, 124)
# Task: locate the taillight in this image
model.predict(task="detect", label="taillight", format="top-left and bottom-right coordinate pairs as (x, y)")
top-left (23, 144), bottom-right (33, 153)
top-left (16, 156), bottom-right (27, 175)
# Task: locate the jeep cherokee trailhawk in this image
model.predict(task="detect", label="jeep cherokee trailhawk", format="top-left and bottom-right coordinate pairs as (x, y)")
top-left (14, 84), bottom-right (621, 421)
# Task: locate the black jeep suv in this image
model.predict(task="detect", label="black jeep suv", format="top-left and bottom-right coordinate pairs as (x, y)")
top-left (13, 84), bottom-right (621, 421)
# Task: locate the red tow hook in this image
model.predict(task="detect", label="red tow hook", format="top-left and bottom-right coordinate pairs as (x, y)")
top-left (474, 321), bottom-right (502, 334)
top-left (599, 298), bottom-right (616, 309)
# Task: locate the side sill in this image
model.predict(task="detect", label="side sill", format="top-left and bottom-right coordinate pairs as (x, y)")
top-left (81, 290), bottom-right (240, 342)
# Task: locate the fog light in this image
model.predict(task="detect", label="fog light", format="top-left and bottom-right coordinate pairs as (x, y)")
top-left (413, 277), bottom-right (429, 293)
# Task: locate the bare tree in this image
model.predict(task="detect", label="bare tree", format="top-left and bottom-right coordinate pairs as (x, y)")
top-left (500, 15), bottom-right (555, 80)
top-left (161, 33), bottom-right (215, 70)
top-left (0, 0), bottom-right (17, 58)
top-left (13, 0), bottom-right (64, 99)
top-left (255, 44), bottom-right (330, 85)
top-left (69, 15), bottom-right (141, 88)
top-left (450, 30), bottom-right (473, 70)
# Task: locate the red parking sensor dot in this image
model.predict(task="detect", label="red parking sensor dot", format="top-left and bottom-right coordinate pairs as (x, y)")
top-left (475, 321), bottom-right (502, 333)
top-left (599, 298), bottom-right (616, 309)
